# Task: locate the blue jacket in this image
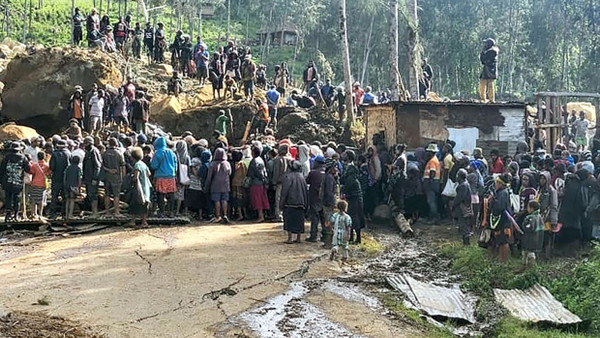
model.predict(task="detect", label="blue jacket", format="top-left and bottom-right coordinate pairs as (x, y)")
top-left (266, 89), bottom-right (280, 105)
top-left (150, 137), bottom-right (178, 179)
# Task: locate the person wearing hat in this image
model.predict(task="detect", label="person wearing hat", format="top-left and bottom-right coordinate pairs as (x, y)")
top-left (49, 140), bottom-right (71, 218)
top-left (69, 87), bottom-right (86, 129)
top-left (424, 143), bottom-right (441, 221)
top-left (306, 155), bottom-right (328, 242)
top-left (479, 37), bottom-right (499, 103)
top-left (0, 141), bottom-right (30, 221)
top-left (82, 136), bottom-right (102, 218)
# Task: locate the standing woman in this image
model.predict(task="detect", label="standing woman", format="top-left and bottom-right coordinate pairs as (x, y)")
top-left (174, 140), bottom-right (191, 216)
top-left (280, 161), bottom-right (308, 243)
top-left (129, 147), bottom-right (151, 228)
top-left (150, 137), bottom-right (178, 217)
top-left (205, 148), bottom-right (232, 223)
top-left (247, 146), bottom-right (270, 222)
top-left (489, 174), bottom-right (513, 262)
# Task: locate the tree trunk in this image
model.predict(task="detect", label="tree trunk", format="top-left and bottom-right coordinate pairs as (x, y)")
top-left (360, 15), bottom-right (375, 85)
top-left (339, 0), bottom-right (354, 122)
top-left (226, 0), bottom-right (231, 42)
top-left (22, 0), bottom-right (27, 43)
top-left (389, 0), bottom-right (405, 101)
top-left (199, 2), bottom-right (203, 39)
top-left (217, 12), bottom-right (222, 46)
top-left (406, 0), bottom-right (420, 100)
top-left (71, 0), bottom-right (75, 45)
top-left (138, 0), bottom-right (148, 23)
top-left (107, 0), bottom-right (111, 17)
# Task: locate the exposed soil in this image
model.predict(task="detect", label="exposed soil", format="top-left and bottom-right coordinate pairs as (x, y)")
top-left (0, 310), bottom-right (103, 338)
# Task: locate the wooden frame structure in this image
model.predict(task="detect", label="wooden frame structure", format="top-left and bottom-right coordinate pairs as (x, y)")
top-left (534, 92), bottom-right (600, 153)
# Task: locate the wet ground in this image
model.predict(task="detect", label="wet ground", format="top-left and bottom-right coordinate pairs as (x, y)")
top-left (0, 220), bottom-right (467, 337)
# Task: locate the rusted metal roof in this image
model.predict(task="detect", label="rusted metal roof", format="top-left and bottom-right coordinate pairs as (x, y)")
top-left (387, 274), bottom-right (476, 323)
top-left (494, 284), bottom-right (581, 325)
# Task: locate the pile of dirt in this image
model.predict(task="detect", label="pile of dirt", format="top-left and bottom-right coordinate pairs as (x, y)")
top-left (0, 310), bottom-right (103, 338)
top-left (276, 107), bottom-right (345, 144)
top-left (0, 47), bottom-right (122, 135)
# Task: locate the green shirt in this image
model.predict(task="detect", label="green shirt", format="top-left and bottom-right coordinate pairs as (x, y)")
top-left (215, 115), bottom-right (229, 136)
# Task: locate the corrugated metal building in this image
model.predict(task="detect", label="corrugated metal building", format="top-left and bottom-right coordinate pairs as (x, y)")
top-left (364, 102), bottom-right (527, 156)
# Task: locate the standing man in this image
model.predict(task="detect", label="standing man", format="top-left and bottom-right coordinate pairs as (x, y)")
top-left (241, 55), bottom-right (256, 101)
top-left (113, 17), bottom-right (128, 51)
top-left (69, 86), bottom-right (85, 129)
top-left (82, 136), bottom-right (102, 218)
top-left (0, 142), bottom-right (30, 221)
top-left (131, 91), bottom-right (150, 134)
top-left (143, 22), bottom-right (155, 62)
top-left (49, 140), bottom-right (71, 218)
top-left (72, 8), bottom-right (85, 46)
top-left (302, 61), bottom-right (319, 93)
top-left (214, 109), bottom-right (233, 137)
top-left (154, 22), bottom-right (166, 63)
top-left (423, 143), bottom-right (441, 221)
top-left (479, 38), bottom-right (499, 103)
top-left (266, 85), bottom-right (280, 130)
top-left (419, 58), bottom-right (433, 99)
top-left (194, 38), bottom-right (209, 87)
top-left (132, 22), bottom-right (143, 59)
top-left (102, 138), bottom-right (125, 217)
top-left (180, 35), bottom-right (193, 77)
top-left (573, 111), bottom-right (591, 151)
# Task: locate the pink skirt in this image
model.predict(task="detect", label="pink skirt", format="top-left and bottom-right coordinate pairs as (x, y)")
top-left (156, 178), bottom-right (177, 194)
top-left (250, 185), bottom-right (270, 211)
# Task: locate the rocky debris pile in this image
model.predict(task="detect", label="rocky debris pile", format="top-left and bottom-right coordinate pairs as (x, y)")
top-left (0, 38), bottom-right (29, 72)
top-left (276, 107), bottom-right (344, 143)
top-left (0, 47), bottom-right (122, 135)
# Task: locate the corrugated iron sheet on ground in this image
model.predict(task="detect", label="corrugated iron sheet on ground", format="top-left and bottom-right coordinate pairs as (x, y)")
top-left (387, 274), bottom-right (476, 323)
top-left (494, 284), bottom-right (581, 325)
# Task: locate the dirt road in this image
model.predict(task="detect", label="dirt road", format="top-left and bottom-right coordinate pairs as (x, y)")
top-left (0, 223), bottom-right (421, 337)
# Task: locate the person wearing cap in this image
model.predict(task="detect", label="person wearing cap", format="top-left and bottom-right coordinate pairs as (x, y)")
top-left (0, 142), bottom-right (30, 221)
top-left (306, 155), bottom-right (328, 242)
top-left (479, 38), bottom-right (499, 103)
top-left (49, 140), bottom-right (71, 218)
top-left (424, 143), bottom-right (441, 221)
top-left (69, 87), bottom-right (86, 129)
top-left (130, 91), bottom-right (150, 134)
top-left (82, 136), bottom-right (102, 218)
top-left (102, 138), bottom-right (126, 217)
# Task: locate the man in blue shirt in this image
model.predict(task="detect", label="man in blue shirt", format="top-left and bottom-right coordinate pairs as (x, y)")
top-left (266, 85), bottom-right (281, 130)
top-left (193, 37), bottom-right (209, 87)
top-left (320, 79), bottom-right (335, 107)
top-left (361, 86), bottom-right (377, 105)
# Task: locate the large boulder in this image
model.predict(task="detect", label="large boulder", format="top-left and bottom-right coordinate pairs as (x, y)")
top-left (0, 47), bottom-right (122, 135)
top-left (0, 122), bottom-right (40, 142)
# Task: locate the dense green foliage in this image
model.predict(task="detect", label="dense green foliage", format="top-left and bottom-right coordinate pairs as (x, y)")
top-left (2, 0), bottom-right (600, 99)
top-left (439, 243), bottom-right (600, 336)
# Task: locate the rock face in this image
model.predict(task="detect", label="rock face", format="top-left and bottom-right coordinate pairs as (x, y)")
top-left (276, 107), bottom-right (343, 144)
top-left (0, 47), bottom-right (122, 135)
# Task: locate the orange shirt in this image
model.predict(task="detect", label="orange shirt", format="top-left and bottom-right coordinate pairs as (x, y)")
top-left (424, 156), bottom-right (441, 180)
top-left (259, 103), bottom-right (270, 123)
top-left (30, 160), bottom-right (50, 188)
top-left (73, 99), bottom-right (83, 119)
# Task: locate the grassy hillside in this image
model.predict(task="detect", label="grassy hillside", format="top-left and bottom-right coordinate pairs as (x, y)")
top-left (3, 0), bottom-right (310, 83)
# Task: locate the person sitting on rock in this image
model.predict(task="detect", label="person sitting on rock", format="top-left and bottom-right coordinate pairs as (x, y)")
top-left (104, 26), bottom-right (117, 53)
top-left (67, 119), bottom-right (83, 140)
top-left (167, 71), bottom-right (183, 96)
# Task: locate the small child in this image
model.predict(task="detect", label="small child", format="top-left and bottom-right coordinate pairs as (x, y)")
top-left (521, 200), bottom-right (544, 266)
top-left (64, 156), bottom-right (82, 220)
top-left (330, 200), bottom-right (352, 263)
